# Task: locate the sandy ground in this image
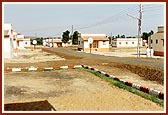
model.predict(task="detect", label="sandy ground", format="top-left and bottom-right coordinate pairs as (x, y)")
top-left (4, 49), bottom-right (65, 63)
top-left (90, 47), bottom-right (164, 58)
top-left (3, 47), bottom-right (164, 111)
top-left (4, 70), bottom-right (163, 111)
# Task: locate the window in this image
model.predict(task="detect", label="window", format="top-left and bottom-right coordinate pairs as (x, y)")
top-left (78, 41), bottom-right (80, 45)
top-left (156, 39), bottom-right (158, 44)
top-left (119, 42), bottom-right (121, 44)
top-left (151, 40), bottom-right (153, 44)
top-left (126, 42), bottom-right (128, 44)
top-left (132, 42), bottom-right (134, 44)
top-left (161, 39), bottom-right (164, 46)
top-left (25, 42), bottom-right (27, 45)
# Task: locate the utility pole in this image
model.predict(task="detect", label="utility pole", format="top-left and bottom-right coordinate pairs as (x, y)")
top-left (110, 32), bottom-right (112, 45)
top-left (127, 4), bottom-right (142, 57)
top-left (137, 4), bottom-right (142, 57)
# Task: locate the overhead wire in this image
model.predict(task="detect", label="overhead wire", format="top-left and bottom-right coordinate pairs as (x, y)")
top-left (19, 4), bottom-right (163, 37)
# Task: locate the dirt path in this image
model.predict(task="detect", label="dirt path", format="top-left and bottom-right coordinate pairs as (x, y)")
top-left (4, 70), bottom-right (163, 111)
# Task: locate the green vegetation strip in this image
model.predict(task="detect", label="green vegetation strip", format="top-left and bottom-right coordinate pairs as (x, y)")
top-left (80, 68), bottom-right (164, 107)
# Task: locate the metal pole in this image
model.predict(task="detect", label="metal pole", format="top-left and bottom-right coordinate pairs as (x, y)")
top-left (90, 44), bottom-right (91, 53)
top-left (137, 4), bottom-right (142, 57)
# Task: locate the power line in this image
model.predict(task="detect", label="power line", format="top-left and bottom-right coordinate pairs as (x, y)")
top-left (17, 4), bottom-right (163, 37)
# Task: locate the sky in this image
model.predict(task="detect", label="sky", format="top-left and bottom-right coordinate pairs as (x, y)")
top-left (3, 2), bottom-right (165, 38)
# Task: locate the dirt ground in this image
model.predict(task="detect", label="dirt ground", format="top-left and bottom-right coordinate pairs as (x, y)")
top-left (3, 47), bottom-right (164, 111)
top-left (4, 69), bottom-right (163, 111)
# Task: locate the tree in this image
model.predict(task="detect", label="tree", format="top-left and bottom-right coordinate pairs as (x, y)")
top-left (36, 37), bottom-right (43, 45)
top-left (30, 37), bottom-right (43, 45)
top-left (142, 32), bottom-right (148, 40)
top-left (72, 31), bottom-right (79, 45)
top-left (121, 35), bottom-right (126, 38)
top-left (148, 30), bottom-right (154, 36)
top-left (141, 30), bottom-right (154, 42)
top-left (62, 30), bottom-right (70, 43)
top-left (116, 34), bottom-right (120, 38)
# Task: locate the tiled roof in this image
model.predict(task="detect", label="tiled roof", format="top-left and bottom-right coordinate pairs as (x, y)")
top-left (82, 36), bottom-right (109, 41)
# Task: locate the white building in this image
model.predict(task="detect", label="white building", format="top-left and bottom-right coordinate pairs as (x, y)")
top-left (148, 26), bottom-right (164, 56)
top-left (16, 35), bottom-right (31, 49)
top-left (78, 34), bottom-right (109, 52)
top-left (111, 38), bottom-right (142, 47)
top-left (43, 37), bottom-right (72, 47)
top-left (23, 37), bottom-right (31, 48)
top-left (17, 35), bottom-right (25, 49)
top-left (3, 23), bottom-right (14, 58)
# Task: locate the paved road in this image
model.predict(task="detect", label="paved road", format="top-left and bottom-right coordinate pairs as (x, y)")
top-left (45, 47), bottom-right (164, 69)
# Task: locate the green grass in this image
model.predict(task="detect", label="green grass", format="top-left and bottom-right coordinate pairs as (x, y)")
top-left (81, 68), bottom-right (164, 107)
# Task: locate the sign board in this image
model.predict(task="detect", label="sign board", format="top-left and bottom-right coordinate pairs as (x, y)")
top-left (88, 37), bottom-right (93, 44)
top-left (33, 40), bottom-right (37, 45)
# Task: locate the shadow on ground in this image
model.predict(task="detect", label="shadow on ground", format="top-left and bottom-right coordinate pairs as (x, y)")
top-left (4, 100), bottom-right (56, 111)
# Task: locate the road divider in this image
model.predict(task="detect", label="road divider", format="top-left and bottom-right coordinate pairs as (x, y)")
top-left (4, 64), bottom-right (164, 100)
top-left (81, 64), bottom-right (164, 100)
top-left (4, 65), bottom-right (83, 73)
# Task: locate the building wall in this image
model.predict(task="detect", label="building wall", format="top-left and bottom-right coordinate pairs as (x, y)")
top-left (81, 41), bottom-right (109, 52)
top-left (84, 41), bottom-right (90, 48)
top-left (112, 38), bottom-right (142, 47)
top-left (148, 26), bottom-right (164, 56)
top-left (4, 23), bottom-right (13, 58)
top-left (150, 33), bottom-right (164, 56)
top-left (98, 41), bottom-right (109, 48)
top-left (78, 34), bottom-right (109, 51)
top-left (78, 37), bottom-right (84, 49)
top-left (23, 39), bottom-right (31, 48)
top-left (18, 41), bottom-right (24, 49)
top-left (4, 38), bottom-right (12, 58)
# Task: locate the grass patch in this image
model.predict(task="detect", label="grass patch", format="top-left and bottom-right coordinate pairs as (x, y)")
top-left (81, 68), bottom-right (164, 107)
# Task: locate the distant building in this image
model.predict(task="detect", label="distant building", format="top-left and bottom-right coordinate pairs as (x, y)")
top-left (24, 36), bottom-right (31, 48)
top-left (148, 26), bottom-right (164, 56)
top-left (17, 35), bottom-right (25, 49)
top-left (78, 34), bottom-right (109, 52)
top-left (43, 37), bottom-right (72, 47)
top-left (111, 38), bottom-right (142, 47)
top-left (4, 23), bottom-right (14, 58)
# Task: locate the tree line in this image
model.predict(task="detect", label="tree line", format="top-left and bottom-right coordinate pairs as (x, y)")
top-left (31, 30), bottom-right (154, 45)
top-left (62, 30), bottom-right (79, 45)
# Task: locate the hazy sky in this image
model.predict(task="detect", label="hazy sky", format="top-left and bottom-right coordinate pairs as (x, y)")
top-left (3, 2), bottom-right (165, 37)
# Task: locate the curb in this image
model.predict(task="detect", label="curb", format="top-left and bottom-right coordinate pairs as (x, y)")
top-left (81, 65), bottom-right (164, 100)
top-left (4, 65), bottom-right (83, 72)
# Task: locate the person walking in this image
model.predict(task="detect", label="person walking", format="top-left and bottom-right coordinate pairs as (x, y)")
top-left (150, 47), bottom-right (154, 57)
top-left (146, 47), bottom-right (150, 57)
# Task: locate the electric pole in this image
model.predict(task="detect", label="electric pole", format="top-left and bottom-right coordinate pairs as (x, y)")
top-left (110, 32), bottom-right (112, 45)
top-left (127, 4), bottom-right (142, 57)
top-left (137, 4), bottom-right (142, 57)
